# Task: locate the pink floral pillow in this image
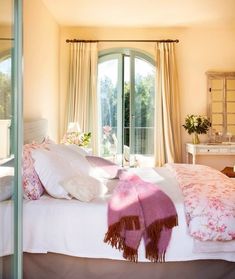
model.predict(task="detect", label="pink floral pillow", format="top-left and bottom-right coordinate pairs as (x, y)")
top-left (22, 141), bottom-right (49, 200)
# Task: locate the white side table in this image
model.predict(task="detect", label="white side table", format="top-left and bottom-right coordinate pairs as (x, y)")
top-left (186, 143), bottom-right (235, 164)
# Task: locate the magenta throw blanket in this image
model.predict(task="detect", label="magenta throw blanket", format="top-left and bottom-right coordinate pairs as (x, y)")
top-left (104, 172), bottom-right (178, 262)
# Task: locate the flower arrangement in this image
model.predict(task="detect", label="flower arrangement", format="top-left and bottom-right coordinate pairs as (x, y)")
top-left (183, 115), bottom-right (211, 134)
top-left (102, 125), bottom-right (118, 156)
top-left (102, 125), bottom-right (113, 155)
top-left (61, 131), bottom-right (91, 147)
top-left (182, 115), bottom-right (211, 144)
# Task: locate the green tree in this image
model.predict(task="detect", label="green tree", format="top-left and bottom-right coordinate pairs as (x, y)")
top-left (100, 72), bottom-right (155, 154)
top-left (0, 71), bottom-right (11, 119)
top-left (100, 76), bottom-right (117, 129)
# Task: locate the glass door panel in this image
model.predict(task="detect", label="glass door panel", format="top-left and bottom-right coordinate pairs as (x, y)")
top-left (133, 57), bottom-right (155, 156)
top-left (98, 54), bottom-right (123, 161)
top-left (123, 56), bottom-right (130, 163)
top-left (0, 0), bottom-right (14, 277)
top-left (123, 55), bottom-right (155, 166)
top-left (0, 0), bottom-right (22, 278)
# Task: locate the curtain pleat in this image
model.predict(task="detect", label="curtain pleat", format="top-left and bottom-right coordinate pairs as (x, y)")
top-left (154, 42), bottom-right (182, 166)
top-left (66, 42), bottom-right (98, 154)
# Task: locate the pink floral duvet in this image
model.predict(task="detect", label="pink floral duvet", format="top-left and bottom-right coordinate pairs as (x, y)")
top-left (165, 163), bottom-right (235, 241)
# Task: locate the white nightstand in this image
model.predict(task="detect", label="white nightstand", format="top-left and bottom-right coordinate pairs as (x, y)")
top-left (186, 143), bottom-right (235, 164)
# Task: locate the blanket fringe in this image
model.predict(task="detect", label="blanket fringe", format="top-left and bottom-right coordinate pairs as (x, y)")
top-left (145, 215), bottom-right (178, 262)
top-left (104, 216), bottom-right (140, 249)
top-left (123, 244), bottom-right (138, 263)
top-left (104, 222), bottom-right (124, 250)
top-left (147, 215), bottom-right (178, 240)
top-left (104, 217), bottom-right (139, 262)
top-left (146, 243), bottom-right (166, 263)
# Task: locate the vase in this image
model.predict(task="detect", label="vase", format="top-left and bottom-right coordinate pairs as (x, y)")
top-left (192, 133), bottom-right (200, 144)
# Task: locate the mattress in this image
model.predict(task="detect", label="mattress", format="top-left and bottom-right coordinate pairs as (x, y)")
top-left (1, 167), bottom-right (235, 262)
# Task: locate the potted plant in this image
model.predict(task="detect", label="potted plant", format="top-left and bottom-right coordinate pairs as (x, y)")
top-left (183, 114), bottom-right (211, 144)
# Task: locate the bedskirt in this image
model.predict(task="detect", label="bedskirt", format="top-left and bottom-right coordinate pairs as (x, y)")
top-left (23, 253), bottom-right (235, 279)
top-left (1, 253), bottom-right (235, 279)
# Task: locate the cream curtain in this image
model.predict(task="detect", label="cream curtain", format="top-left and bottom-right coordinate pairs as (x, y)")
top-left (154, 42), bottom-right (182, 166)
top-left (66, 42), bottom-right (98, 154)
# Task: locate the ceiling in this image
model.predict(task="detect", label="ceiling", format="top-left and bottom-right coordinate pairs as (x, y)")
top-left (41, 0), bottom-right (235, 28)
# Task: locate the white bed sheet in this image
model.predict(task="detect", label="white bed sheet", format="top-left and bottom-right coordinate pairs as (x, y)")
top-left (1, 167), bottom-right (235, 262)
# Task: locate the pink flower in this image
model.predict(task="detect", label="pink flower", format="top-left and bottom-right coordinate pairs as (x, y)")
top-left (103, 125), bottom-right (112, 135)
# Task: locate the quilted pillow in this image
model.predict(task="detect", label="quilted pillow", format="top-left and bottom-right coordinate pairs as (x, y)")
top-left (85, 156), bottom-right (122, 179)
top-left (22, 141), bottom-right (49, 200)
top-left (60, 174), bottom-right (106, 202)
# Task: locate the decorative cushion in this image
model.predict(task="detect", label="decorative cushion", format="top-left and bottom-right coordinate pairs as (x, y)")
top-left (85, 156), bottom-right (122, 179)
top-left (22, 142), bottom-right (47, 200)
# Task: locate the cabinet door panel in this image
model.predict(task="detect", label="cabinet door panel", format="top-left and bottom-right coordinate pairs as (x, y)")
top-left (207, 72), bottom-right (235, 139)
top-left (227, 80), bottom-right (235, 90)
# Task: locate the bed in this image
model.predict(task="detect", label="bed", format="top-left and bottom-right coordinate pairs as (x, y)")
top-left (1, 119), bottom-right (235, 279)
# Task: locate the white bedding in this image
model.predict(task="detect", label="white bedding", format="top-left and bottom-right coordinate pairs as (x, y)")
top-left (1, 167), bottom-right (235, 262)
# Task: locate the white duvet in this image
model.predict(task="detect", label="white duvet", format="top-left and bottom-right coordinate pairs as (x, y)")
top-left (1, 167), bottom-right (235, 262)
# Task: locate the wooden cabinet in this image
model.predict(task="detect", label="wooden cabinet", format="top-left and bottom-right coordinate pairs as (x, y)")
top-left (207, 71), bottom-right (235, 141)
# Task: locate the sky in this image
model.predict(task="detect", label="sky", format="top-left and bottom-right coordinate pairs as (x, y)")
top-left (0, 57), bottom-right (11, 76)
top-left (98, 56), bottom-right (155, 86)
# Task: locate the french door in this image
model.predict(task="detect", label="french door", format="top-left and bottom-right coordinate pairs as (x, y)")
top-left (98, 49), bottom-right (155, 166)
top-left (0, 0), bottom-right (23, 278)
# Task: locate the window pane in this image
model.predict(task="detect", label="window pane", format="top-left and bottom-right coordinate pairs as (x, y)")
top-left (227, 114), bottom-right (235, 125)
top-left (123, 56), bottom-right (130, 150)
top-left (212, 102), bottom-right (223, 113)
top-left (227, 91), bottom-right (235, 101)
top-left (212, 125), bottom-right (223, 133)
top-left (227, 79), bottom-right (235, 90)
top-left (98, 58), bottom-right (119, 157)
top-left (212, 114), bottom-right (223, 125)
top-left (211, 79), bottom-right (223, 90)
top-left (227, 125), bottom-right (235, 136)
top-left (134, 57), bottom-right (155, 155)
top-left (0, 57), bottom-right (12, 119)
top-left (227, 103), bottom-right (235, 113)
top-left (211, 90), bottom-right (223, 101)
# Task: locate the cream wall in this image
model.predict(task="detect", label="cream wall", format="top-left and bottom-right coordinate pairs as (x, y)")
top-left (60, 25), bottom-right (235, 169)
top-left (23, 0), bottom-right (59, 141)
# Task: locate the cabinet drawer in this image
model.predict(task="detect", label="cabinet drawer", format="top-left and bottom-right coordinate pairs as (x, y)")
top-left (219, 148), bottom-right (230, 153)
top-left (198, 148), bottom-right (220, 153)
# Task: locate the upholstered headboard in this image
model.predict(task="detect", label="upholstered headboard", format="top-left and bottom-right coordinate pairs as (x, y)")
top-left (24, 119), bottom-right (48, 144)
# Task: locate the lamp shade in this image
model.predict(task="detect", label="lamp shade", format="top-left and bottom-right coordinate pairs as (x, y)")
top-left (67, 122), bottom-right (81, 133)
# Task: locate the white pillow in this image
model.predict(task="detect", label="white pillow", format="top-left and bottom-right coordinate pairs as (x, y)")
top-left (60, 175), bottom-right (107, 202)
top-left (65, 144), bottom-right (91, 157)
top-left (31, 149), bottom-right (77, 199)
top-left (0, 167), bottom-right (14, 201)
top-left (85, 156), bottom-right (122, 179)
top-left (47, 143), bottom-right (92, 175)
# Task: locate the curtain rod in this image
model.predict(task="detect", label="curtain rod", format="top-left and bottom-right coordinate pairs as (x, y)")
top-left (0, 38), bottom-right (14, 40)
top-left (66, 39), bottom-right (179, 43)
